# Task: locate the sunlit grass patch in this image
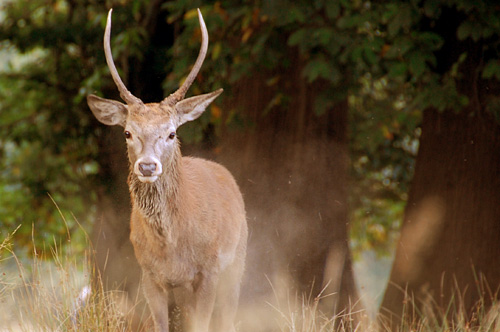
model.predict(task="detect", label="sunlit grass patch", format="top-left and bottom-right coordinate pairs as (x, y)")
top-left (0, 213), bottom-right (138, 331)
top-left (262, 277), bottom-right (372, 332)
top-left (1, 210), bottom-right (500, 332)
top-left (378, 279), bottom-right (500, 332)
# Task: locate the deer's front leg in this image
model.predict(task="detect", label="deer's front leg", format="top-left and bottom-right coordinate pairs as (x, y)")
top-left (142, 272), bottom-right (170, 332)
top-left (179, 272), bottom-right (218, 332)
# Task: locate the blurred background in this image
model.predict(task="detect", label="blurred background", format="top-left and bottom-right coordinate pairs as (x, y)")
top-left (1, 0), bottom-right (500, 331)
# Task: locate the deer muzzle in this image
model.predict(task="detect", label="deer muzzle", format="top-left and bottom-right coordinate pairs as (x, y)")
top-left (134, 157), bottom-right (162, 183)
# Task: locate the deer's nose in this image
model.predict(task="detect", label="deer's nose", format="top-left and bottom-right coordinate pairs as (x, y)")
top-left (138, 163), bottom-right (157, 176)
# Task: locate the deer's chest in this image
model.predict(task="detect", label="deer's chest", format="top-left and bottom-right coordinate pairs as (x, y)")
top-left (142, 243), bottom-right (197, 288)
top-left (130, 215), bottom-right (210, 288)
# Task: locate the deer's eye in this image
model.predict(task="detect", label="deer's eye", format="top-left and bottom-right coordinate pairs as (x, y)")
top-left (168, 132), bottom-right (176, 140)
top-left (124, 131), bottom-right (132, 139)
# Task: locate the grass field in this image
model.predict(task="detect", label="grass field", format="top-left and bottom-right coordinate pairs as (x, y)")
top-left (1, 224), bottom-right (500, 331)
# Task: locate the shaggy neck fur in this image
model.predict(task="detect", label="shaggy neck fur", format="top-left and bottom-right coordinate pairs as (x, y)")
top-left (128, 147), bottom-right (183, 237)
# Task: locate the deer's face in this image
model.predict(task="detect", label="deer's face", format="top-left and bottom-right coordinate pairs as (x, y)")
top-left (123, 104), bottom-right (177, 183)
top-left (88, 91), bottom-right (222, 183)
top-left (87, 8), bottom-right (221, 183)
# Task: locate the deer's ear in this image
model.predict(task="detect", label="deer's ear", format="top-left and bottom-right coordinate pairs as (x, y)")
top-left (87, 94), bottom-right (128, 127)
top-left (175, 89), bottom-right (223, 126)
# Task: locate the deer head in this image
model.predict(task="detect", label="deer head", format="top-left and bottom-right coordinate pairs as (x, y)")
top-left (87, 9), bottom-right (222, 183)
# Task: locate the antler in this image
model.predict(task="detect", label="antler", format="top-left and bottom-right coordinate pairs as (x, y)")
top-left (162, 9), bottom-right (208, 107)
top-left (104, 9), bottom-right (143, 105)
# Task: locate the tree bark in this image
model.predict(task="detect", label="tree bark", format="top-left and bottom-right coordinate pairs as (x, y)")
top-left (380, 106), bottom-right (500, 327)
top-left (380, 6), bottom-right (500, 327)
top-left (218, 60), bottom-right (359, 320)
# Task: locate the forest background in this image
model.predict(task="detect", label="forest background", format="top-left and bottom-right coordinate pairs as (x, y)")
top-left (1, 0), bottom-right (500, 330)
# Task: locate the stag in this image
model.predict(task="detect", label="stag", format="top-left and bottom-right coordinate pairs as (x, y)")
top-left (87, 9), bottom-right (247, 332)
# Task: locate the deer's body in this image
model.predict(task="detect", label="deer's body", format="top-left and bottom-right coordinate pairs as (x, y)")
top-left (87, 9), bottom-right (247, 332)
top-left (129, 155), bottom-right (246, 287)
top-left (130, 155), bottom-right (247, 332)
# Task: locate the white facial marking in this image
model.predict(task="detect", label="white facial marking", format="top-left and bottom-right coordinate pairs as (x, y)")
top-left (138, 175), bottom-right (159, 183)
top-left (126, 121), bottom-right (177, 182)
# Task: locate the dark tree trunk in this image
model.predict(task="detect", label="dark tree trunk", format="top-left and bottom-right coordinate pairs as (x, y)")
top-left (380, 106), bottom-right (500, 327)
top-left (218, 58), bottom-right (359, 321)
top-left (380, 6), bottom-right (500, 328)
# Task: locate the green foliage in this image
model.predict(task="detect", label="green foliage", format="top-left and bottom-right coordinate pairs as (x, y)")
top-left (482, 60), bottom-right (500, 80)
top-left (0, 0), bottom-right (121, 250)
top-left (162, 0), bottom-right (388, 120)
top-left (378, 0), bottom-right (500, 112)
top-left (348, 76), bottom-right (420, 256)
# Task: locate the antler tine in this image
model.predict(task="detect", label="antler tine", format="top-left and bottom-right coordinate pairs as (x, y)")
top-left (104, 9), bottom-right (143, 105)
top-left (162, 9), bottom-right (208, 106)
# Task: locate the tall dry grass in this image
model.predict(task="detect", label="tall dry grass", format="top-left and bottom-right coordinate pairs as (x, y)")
top-left (0, 207), bottom-right (138, 331)
top-left (1, 209), bottom-right (500, 331)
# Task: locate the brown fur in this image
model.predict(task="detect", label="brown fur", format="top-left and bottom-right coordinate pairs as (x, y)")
top-left (130, 155), bottom-right (247, 332)
top-left (87, 96), bottom-right (247, 332)
top-left (87, 10), bottom-right (246, 331)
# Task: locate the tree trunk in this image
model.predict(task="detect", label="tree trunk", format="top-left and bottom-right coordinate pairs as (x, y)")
top-left (218, 59), bottom-right (359, 322)
top-left (380, 106), bottom-right (500, 327)
top-left (380, 6), bottom-right (500, 327)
